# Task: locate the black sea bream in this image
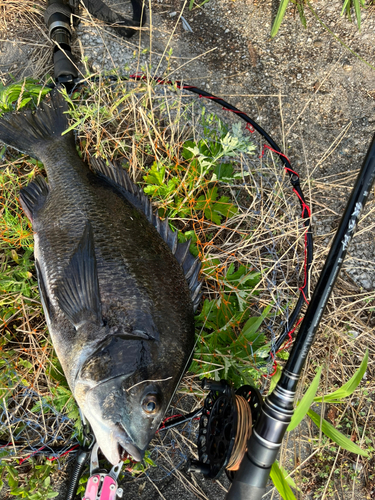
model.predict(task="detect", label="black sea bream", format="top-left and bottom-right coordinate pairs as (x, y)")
top-left (0, 90), bottom-right (201, 465)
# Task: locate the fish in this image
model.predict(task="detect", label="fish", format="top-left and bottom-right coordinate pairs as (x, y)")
top-left (0, 89), bottom-right (201, 465)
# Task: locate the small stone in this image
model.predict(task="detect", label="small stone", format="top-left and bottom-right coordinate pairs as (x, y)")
top-left (361, 279), bottom-right (371, 289)
top-left (352, 463), bottom-right (363, 472)
top-left (343, 64), bottom-right (353, 72)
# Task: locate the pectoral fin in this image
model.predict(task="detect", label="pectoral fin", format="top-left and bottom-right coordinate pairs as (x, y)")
top-left (55, 221), bottom-right (102, 329)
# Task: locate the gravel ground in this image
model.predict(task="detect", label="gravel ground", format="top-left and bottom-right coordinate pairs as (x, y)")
top-left (0, 0), bottom-right (374, 498)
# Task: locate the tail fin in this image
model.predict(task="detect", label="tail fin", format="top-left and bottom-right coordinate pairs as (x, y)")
top-left (0, 89), bottom-right (70, 159)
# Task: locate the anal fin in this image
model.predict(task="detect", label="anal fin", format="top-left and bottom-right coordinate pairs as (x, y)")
top-left (55, 221), bottom-right (102, 329)
top-left (19, 176), bottom-right (49, 222)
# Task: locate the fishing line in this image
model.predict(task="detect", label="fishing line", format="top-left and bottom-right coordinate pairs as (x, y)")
top-left (129, 74), bottom-right (313, 357)
top-left (226, 395), bottom-right (252, 472)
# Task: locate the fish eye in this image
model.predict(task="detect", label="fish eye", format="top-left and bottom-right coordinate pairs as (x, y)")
top-left (142, 394), bottom-right (159, 414)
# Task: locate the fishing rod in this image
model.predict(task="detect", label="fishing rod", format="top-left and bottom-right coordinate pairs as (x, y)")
top-left (225, 133), bottom-right (375, 499)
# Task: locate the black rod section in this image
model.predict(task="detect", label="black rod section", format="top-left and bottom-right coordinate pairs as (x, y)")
top-left (282, 132), bottom-right (375, 382)
top-left (226, 133), bottom-right (375, 500)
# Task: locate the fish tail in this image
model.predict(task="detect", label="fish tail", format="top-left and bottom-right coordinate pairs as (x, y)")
top-left (0, 89), bottom-right (70, 159)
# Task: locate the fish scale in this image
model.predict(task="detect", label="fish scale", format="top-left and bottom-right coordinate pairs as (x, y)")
top-left (0, 89), bottom-right (201, 465)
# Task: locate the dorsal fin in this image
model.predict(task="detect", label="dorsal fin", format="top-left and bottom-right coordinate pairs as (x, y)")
top-left (90, 158), bottom-right (202, 310)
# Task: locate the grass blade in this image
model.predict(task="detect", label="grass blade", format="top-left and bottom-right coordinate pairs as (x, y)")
top-left (353, 0), bottom-right (361, 30)
top-left (287, 366), bottom-right (322, 431)
top-left (307, 409), bottom-right (368, 457)
top-left (314, 350), bottom-right (368, 403)
top-left (341, 0), bottom-right (351, 16)
top-left (270, 0), bottom-right (290, 38)
top-left (270, 461), bottom-right (297, 500)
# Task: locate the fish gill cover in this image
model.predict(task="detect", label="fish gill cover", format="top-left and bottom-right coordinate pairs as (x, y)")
top-left (0, 75), bottom-right (306, 494)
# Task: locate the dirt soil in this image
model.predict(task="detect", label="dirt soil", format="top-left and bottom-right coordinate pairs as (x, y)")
top-left (0, 0), bottom-right (374, 499)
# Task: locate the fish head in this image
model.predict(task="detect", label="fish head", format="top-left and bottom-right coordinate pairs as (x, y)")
top-left (82, 376), bottom-right (169, 464)
top-left (73, 334), bottom-right (188, 465)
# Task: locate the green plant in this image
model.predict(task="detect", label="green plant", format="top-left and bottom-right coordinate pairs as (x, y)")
top-left (0, 78), bottom-right (51, 117)
top-left (141, 115), bottom-right (254, 223)
top-left (271, 0), bottom-right (367, 38)
top-left (188, 0), bottom-right (211, 11)
top-left (270, 460), bottom-right (299, 500)
top-left (288, 350), bottom-right (369, 456)
top-left (270, 351), bottom-right (369, 499)
top-left (1, 460), bottom-right (59, 499)
top-left (192, 262), bottom-right (271, 386)
top-left (31, 383), bottom-right (81, 437)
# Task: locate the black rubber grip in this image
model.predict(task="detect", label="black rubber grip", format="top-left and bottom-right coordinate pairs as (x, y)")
top-left (65, 447), bottom-right (91, 500)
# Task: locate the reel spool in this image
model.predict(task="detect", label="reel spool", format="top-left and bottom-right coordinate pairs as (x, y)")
top-left (188, 379), bottom-right (262, 481)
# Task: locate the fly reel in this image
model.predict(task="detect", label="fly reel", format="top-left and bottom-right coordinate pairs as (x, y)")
top-left (188, 379), bottom-right (262, 480)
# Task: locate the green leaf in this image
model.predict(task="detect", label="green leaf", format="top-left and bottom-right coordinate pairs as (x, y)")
top-left (268, 365), bottom-right (282, 395)
top-left (10, 487), bottom-right (25, 495)
top-left (241, 317), bottom-right (264, 341)
top-left (182, 140), bottom-right (196, 159)
top-left (288, 366), bottom-right (322, 431)
top-left (341, 0), bottom-right (351, 16)
top-left (212, 163), bottom-right (234, 181)
top-left (240, 304), bottom-right (271, 343)
top-left (270, 0), bottom-right (290, 37)
top-left (270, 461), bottom-right (297, 500)
top-left (314, 350), bottom-right (368, 403)
top-left (307, 409), bottom-right (369, 457)
top-left (276, 461), bottom-right (300, 491)
top-left (296, 2), bottom-right (307, 28)
top-left (7, 476), bottom-right (18, 489)
top-left (61, 115), bottom-right (87, 135)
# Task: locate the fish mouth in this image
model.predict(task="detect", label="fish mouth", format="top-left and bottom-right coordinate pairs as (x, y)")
top-left (82, 404), bottom-right (143, 465)
top-left (118, 441), bottom-right (143, 462)
top-left (98, 423), bottom-right (143, 464)
top-left (116, 425), bottom-right (143, 462)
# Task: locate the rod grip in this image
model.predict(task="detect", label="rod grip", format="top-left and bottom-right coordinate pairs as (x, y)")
top-left (225, 454), bottom-right (270, 500)
top-left (225, 433), bottom-right (280, 500)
